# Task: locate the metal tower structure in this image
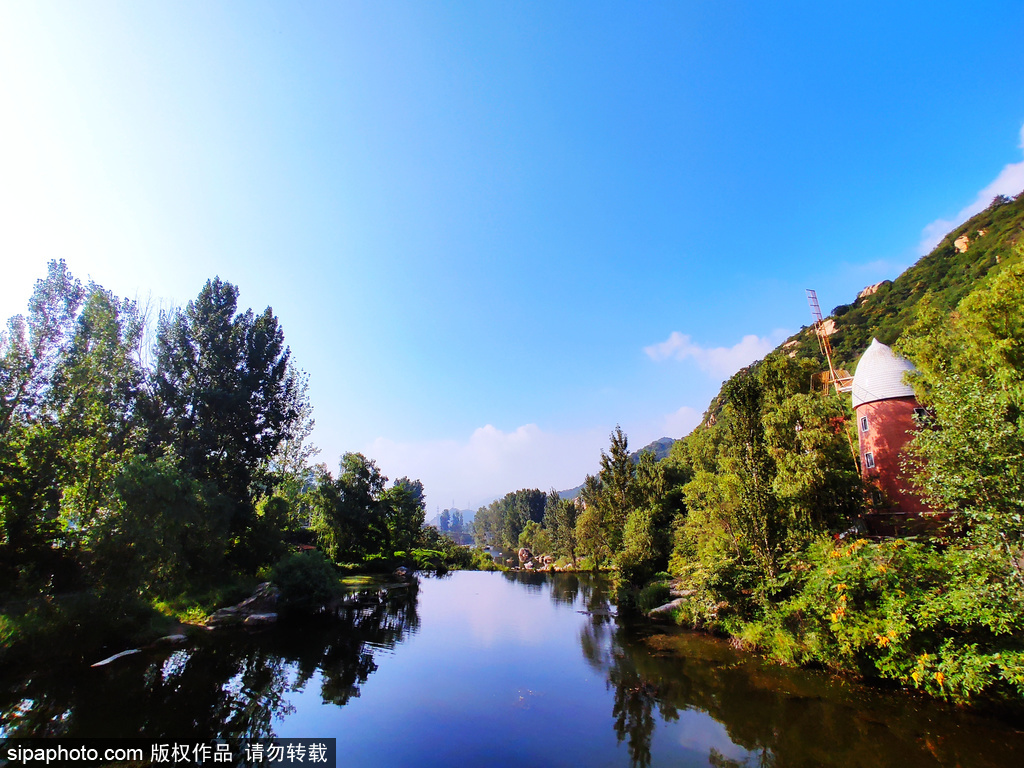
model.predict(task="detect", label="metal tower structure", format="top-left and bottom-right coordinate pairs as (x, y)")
top-left (806, 289), bottom-right (859, 471)
top-left (806, 289), bottom-right (853, 395)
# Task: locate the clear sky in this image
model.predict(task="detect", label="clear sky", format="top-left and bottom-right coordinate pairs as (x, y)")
top-left (2, 1), bottom-right (1023, 511)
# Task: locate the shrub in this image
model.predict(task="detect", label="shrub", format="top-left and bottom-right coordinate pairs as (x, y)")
top-left (637, 582), bottom-right (672, 614)
top-left (271, 551), bottom-right (342, 613)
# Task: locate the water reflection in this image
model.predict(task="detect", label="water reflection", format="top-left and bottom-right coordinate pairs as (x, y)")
top-left (3, 573), bottom-right (1023, 767)
top-left (587, 616), bottom-right (1024, 768)
top-left (0, 581), bottom-right (420, 739)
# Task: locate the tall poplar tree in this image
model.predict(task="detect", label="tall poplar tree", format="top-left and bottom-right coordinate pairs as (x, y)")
top-left (149, 278), bottom-right (299, 536)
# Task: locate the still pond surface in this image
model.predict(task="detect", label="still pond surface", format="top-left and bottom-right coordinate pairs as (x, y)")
top-left (3, 571), bottom-right (1024, 767)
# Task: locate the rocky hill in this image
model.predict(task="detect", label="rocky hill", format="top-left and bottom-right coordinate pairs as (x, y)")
top-left (790, 192), bottom-right (1024, 368)
top-left (694, 190), bottom-right (1024, 429)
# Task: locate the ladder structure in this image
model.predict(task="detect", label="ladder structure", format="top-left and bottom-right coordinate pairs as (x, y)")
top-left (806, 289), bottom-right (853, 395)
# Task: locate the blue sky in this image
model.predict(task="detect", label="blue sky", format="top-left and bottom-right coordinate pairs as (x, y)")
top-left (2, 1), bottom-right (1023, 511)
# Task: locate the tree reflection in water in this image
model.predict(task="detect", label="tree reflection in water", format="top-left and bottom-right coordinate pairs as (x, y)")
top-left (583, 603), bottom-right (1023, 768)
top-left (4, 573), bottom-right (1023, 767)
top-left (0, 580), bottom-right (420, 739)
top-left (575, 578), bottom-right (679, 768)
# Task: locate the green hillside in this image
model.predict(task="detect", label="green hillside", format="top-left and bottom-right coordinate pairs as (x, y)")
top-left (789, 192), bottom-right (1024, 369)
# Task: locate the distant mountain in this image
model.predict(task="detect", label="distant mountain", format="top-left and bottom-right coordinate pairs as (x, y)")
top-left (557, 436), bottom-right (677, 499)
top-left (636, 437), bottom-right (675, 462)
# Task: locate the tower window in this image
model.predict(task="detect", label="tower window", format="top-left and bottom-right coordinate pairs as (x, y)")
top-left (865, 452), bottom-right (875, 469)
top-left (860, 416), bottom-right (869, 432)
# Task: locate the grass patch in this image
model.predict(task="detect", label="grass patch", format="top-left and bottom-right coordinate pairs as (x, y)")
top-left (340, 575), bottom-right (384, 589)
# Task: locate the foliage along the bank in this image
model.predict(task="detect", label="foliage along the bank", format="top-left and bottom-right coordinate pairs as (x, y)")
top-left (0, 263), bottom-right (465, 665)
top-left (664, 205), bottom-right (1024, 707)
top-left (473, 191), bottom-right (1024, 708)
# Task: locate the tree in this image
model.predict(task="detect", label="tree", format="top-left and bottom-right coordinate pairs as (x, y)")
top-left (48, 286), bottom-right (145, 542)
top-left (669, 356), bottom-right (831, 597)
top-left (269, 363), bottom-right (319, 511)
top-left (93, 454), bottom-right (231, 595)
top-left (719, 372), bottom-right (783, 580)
top-left (762, 392), bottom-right (862, 541)
top-left (544, 490), bottom-right (580, 566)
top-left (384, 477), bottom-right (426, 553)
top-left (898, 258), bottom-right (1024, 580)
top-left (517, 519), bottom-right (552, 555)
top-left (0, 260), bottom-right (84, 432)
top-left (149, 278), bottom-right (299, 539)
top-left (598, 425), bottom-right (636, 552)
top-left (576, 475), bottom-right (612, 568)
top-left (471, 502), bottom-right (499, 547)
top-left (0, 263), bottom-right (104, 592)
top-left (308, 454), bottom-right (423, 562)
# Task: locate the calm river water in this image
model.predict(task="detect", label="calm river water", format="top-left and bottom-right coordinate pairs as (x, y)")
top-left (3, 571), bottom-right (1024, 766)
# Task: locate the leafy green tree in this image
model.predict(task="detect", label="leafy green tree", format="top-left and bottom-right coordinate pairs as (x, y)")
top-left (383, 477), bottom-right (426, 553)
top-left (148, 278), bottom-right (299, 541)
top-left (516, 519), bottom-right (552, 556)
top-left (478, 488), bottom-right (546, 549)
top-left (308, 455), bottom-right (425, 562)
top-left (576, 475), bottom-right (612, 568)
top-left (544, 490), bottom-right (580, 566)
top-left (1, 262), bottom-right (94, 593)
top-left (597, 425), bottom-right (637, 552)
top-left (0, 260), bottom-right (85, 432)
top-left (92, 454), bottom-right (231, 595)
top-left (762, 392), bottom-right (863, 542)
top-left (899, 257), bottom-right (1024, 581)
top-left (617, 506), bottom-right (661, 585)
top-left (268, 363), bottom-right (319, 519)
top-left (721, 373), bottom-right (783, 580)
top-left (470, 500), bottom-right (505, 548)
top-left (48, 287), bottom-right (145, 545)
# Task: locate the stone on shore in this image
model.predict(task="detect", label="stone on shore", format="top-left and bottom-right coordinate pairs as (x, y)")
top-left (648, 598), bottom-right (686, 618)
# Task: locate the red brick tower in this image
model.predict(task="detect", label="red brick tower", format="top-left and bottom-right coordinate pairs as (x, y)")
top-left (851, 339), bottom-right (930, 531)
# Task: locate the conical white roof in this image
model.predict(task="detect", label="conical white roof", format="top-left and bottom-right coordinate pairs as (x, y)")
top-left (851, 338), bottom-right (917, 408)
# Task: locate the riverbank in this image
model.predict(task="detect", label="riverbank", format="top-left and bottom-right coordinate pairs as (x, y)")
top-left (634, 538), bottom-right (1024, 715)
top-left (0, 553), bottom-right (461, 674)
top-left (6, 571), bottom-right (1024, 766)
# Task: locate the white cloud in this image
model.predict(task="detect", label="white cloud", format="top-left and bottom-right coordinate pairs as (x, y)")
top-left (661, 405), bottom-right (702, 438)
top-left (365, 424), bottom-right (609, 511)
top-left (918, 123), bottom-right (1024, 254)
top-left (365, 408), bottom-right (708, 511)
top-left (643, 329), bottom-right (789, 379)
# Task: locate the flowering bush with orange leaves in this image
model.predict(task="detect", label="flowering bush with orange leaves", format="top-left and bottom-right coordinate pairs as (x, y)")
top-left (756, 537), bottom-right (1024, 706)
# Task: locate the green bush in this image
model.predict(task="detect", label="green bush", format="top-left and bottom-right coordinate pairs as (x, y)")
top-left (470, 549), bottom-right (503, 571)
top-left (637, 582), bottom-right (672, 614)
top-left (361, 553), bottom-right (398, 573)
top-left (271, 551), bottom-right (342, 613)
top-left (757, 538), bottom-right (1024, 705)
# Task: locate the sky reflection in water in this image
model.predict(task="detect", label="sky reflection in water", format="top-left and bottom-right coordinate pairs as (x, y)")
top-left (3, 572), bottom-right (1024, 767)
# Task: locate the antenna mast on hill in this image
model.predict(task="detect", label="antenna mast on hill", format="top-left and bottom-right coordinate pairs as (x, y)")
top-left (806, 289), bottom-right (859, 470)
top-left (805, 289), bottom-right (853, 395)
